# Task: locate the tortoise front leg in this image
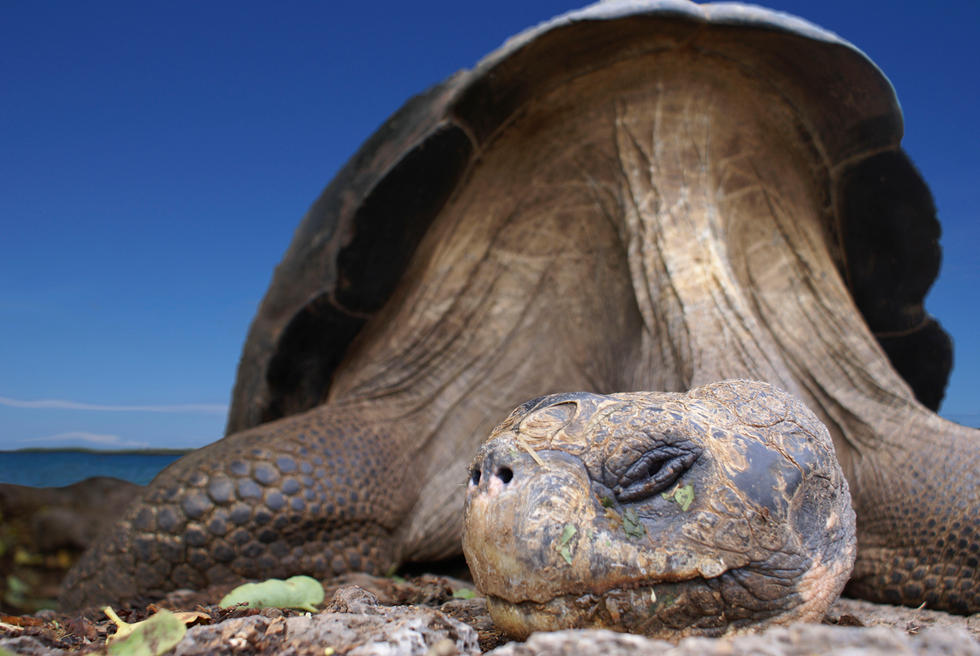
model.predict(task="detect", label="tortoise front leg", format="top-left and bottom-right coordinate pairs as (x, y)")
top-left (60, 403), bottom-right (414, 609)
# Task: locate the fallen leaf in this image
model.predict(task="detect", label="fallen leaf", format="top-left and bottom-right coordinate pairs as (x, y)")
top-left (172, 610), bottom-right (210, 626)
top-left (219, 575), bottom-right (325, 612)
top-left (104, 607), bottom-right (136, 643)
top-left (1, 614), bottom-right (42, 627)
top-left (104, 608), bottom-right (186, 656)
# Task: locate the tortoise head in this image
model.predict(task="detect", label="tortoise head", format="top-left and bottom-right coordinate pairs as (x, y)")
top-left (462, 380), bottom-right (855, 640)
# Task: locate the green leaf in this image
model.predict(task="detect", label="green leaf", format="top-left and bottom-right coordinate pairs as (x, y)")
top-left (452, 587), bottom-right (476, 599)
top-left (105, 608), bottom-right (186, 656)
top-left (674, 484), bottom-right (694, 511)
top-left (219, 575), bottom-right (324, 612)
top-left (662, 484), bottom-right (694, 511)
top-left (622, 509), bottom-right (645, 539)
top-left (555, 523), bottom-right (577, 564)
top-left (559, 545), bottom-right (573, 565)
top-left (558, 523), bottom-right (577, 547)
top-left (599, 495), bottom-right (614, 508)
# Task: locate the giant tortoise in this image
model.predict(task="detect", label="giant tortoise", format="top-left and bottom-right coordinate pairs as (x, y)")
top-left (63, 0), bottom-right (979, 623)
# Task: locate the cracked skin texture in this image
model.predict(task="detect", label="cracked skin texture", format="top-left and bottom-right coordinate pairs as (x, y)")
top-left (462, 381), bottom-right (856, 639)
top-left (62, 0), bottom-right (980, 617)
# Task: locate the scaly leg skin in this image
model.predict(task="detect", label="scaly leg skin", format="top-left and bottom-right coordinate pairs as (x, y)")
top-left (59, 404), bottom-right (414, 609)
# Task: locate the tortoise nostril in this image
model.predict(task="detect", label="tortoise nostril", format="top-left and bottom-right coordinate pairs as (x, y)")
top-left (470, 468), bottom-right (481, 486)
top-left (497, 467), bottom-right (513, 484)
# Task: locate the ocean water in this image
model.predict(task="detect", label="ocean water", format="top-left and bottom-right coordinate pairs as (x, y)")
top-left (0, 451), bottom-right (186, 487)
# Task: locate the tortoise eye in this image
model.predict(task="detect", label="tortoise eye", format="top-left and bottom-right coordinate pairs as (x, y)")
top-left (614, 444), bottom-right (700, 503)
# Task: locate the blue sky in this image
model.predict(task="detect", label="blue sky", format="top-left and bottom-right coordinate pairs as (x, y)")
top-left (1, 1), bottom-right (977, 451)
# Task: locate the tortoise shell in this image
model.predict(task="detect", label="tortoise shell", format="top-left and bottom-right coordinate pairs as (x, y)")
top-left (226, 0), bottom-right (948, 435)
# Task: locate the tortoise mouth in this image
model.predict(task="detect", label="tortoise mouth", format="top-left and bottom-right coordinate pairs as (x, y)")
top-left (484, 573), bottom-right (760, 640)
top-left (484, 542), bottom-right (846, 640)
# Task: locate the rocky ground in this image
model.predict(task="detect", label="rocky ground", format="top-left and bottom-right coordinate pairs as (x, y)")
top-left (2, 479), bottom-right (980, 655)
top-left (1, 572), bottom-right (979, 655)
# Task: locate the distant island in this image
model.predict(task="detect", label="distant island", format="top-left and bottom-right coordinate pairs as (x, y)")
top-left (2, 447), bottom-right (192, 456)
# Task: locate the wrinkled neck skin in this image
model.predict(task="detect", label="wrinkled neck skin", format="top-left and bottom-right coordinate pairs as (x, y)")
top-left (330, 49), bottom-right (978, 608)
top-left (582, 54), bottom-right (980, 611)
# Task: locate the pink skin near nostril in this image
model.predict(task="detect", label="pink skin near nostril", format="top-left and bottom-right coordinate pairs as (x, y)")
top-left (487, 474), bottom-right (505, 497)
top-left (469, 466), bottom-right (513, 497)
